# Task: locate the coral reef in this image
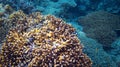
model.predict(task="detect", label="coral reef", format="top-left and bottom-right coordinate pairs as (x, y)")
top-left (1, 0), bottom-right (120, 21)
top-left (34, 0), bottom-right (77, 20)
top-left (0, 11), bottom-right (92, 67)
top-left (68, 22), bottom-right (117, 67)
top-left (78, 11), bottom-right (120, 49)
top-left (0, 0), bottom-right (35, 14)
top-left (0, 4), bottom-right (15, 43)
top-left (1, 1), bottom-right (120, 67)
top-left (78, 31), bottom-right (117, 67)
top-left (108, 37), bottom-right (120, 67)
top-left (0, 4), bottom-right (28, 44)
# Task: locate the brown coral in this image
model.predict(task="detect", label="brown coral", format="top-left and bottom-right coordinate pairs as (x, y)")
top-left (0, 4), bottom-right (15, 43)
top-left (0, 11), bottom-right (92, 67)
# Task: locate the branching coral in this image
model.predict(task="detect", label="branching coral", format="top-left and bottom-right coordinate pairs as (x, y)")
top-left (0, 11), bottom-right (92, 67)
top-left (0, 4), bottom-right (30, 43)
top-left (0, 4), bottom-right (15, 43)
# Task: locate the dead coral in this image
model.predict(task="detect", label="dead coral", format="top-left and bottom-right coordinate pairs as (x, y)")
top-left (0, 11), bottom-right (92, 67)
top-left (79, 11), bottom-right (120, 48)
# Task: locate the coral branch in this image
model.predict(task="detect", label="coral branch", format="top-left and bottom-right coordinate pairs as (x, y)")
top-left (0, 10), bottom-right (92, 67)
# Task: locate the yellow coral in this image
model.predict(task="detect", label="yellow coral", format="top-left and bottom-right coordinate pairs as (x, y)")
top-left (0, 11), bottom-right (92, 67)
top-left (8, 10), bottom-right (26, 19)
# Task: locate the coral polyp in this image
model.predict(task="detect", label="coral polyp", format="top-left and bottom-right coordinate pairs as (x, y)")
top-left (0, 11), bottom-right (92, 67)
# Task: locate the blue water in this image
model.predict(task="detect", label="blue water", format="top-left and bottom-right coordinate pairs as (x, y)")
top-left (0, 0), bottom-right (120, 67)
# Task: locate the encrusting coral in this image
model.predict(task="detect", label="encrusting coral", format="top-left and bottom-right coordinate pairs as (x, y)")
top-left (78, 11), bottom-right (120, 49)
top-left (0, 10), bottom-right (92, 67)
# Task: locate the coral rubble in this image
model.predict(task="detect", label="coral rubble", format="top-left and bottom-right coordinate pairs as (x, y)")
top-left (0, 11), bottom-right (92, 67)
top-left (78, 11), bottom-right (120, 49)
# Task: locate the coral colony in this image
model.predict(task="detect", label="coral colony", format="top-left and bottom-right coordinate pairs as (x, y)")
top-left (0, 7), bottom-right (92, 66)
top-left (1, 0), bottom-right (120, 67)
top-left (79, 11), bottom-right (120, 49)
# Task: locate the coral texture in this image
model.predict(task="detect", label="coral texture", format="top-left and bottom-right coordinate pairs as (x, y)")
top-left (109, 38), bottom-right (120, 67)
top-left (67, 22), bottom-right (117, 67)
top-left (1, 0), bottom-right (120, 21)
top-left (0, 0), bottom-right (35, 14)
top-left (0, 11), bottom-right (92, 67)
top-left (78, 11), bottom-right (120, 48)
top-left (77, 31), bottom-right (117, 67)
top-left (0, 4), bottom-right (15, 43)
